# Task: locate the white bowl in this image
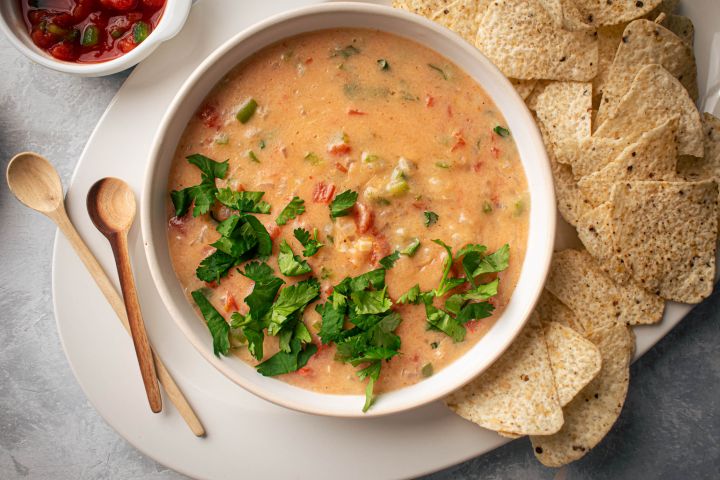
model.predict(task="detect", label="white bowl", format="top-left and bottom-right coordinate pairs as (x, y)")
top-left (0, 0), bottom-right (192, 76)
top-left (141, 2), bottom-right (556, 417)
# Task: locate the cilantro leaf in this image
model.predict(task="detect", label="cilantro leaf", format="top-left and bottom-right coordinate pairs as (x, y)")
top-left (243, 215), bottom-right (273, 257)
top-left (269, 279), bottom-right (320, 335)
top-left (294, 228), bottom-right (323, 256)
top-left (400, 238), bottom-right (421, 256)
top-left (276, 197), bottom-right (305, 225)
top-left (425, 302), bottom-right (465, 343)
top-left (256, 338), bottom-right (318, 376)
top-left (351, 289), bottom-right (392, 314)
top-left (191, 289), bottom-right (230, 356)
top-left (472, 244), bottom-right (510, 277)
top-left (379, 250), bottom-right (400, 269)
top-left (424, 210), bottom-right (439, 227)
top-left (240, 261), bottom-right (284, 325)
top-left (330, 190), bottom-right (358, 218)
top-left (196, 250), bottom-right (237, 282)
top-left (211, 219), bottom-right (258, 257)
top-left (456, 301), bottom-right (495, 324)
top-left (316, 302), bottom-right (346, 344)
top-left (348, 268), bottom-right (386, 292)
top-left (278, 240), bottom-right (312, 277)
top-left (493, 125), bottom-right (510, 137)
top-left (171, 155), bottom-right (228, 217)
top-left (230, 312), bottom-right (265, 360)
top-left (357, 361), bottom-right (381, 412)
top-left (397, 284), bottom-right (421, 305)
top-left (215, 188), bottom-right (271, 214)
top-left (463, 278), bottom-right (499, 301)
top-left (432, 239), bottom-right (465, 297)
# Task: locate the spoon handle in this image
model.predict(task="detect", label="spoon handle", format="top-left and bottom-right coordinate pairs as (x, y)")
top-left (50, 207), bottom-right (205, 434)
top-left (108, 231), bottom-right (162, 413)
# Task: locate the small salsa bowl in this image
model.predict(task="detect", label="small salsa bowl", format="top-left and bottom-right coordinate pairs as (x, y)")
top-left (141, 2), bottom-right (556, 417)
top-left (0, 0), bottom-right (192, 76)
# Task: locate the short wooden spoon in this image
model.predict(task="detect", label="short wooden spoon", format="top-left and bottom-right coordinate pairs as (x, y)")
top-left (87, 177), bottom-right (162, 413)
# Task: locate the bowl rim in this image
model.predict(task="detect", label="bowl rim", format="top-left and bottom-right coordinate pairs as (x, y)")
top-left (0, 0), bottom-right (192, 76)
top-left (141, 1), bottom-right (556, 418)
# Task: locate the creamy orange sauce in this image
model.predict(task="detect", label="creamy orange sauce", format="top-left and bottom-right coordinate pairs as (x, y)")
top-left (166, 29), bottom-right (528, 395)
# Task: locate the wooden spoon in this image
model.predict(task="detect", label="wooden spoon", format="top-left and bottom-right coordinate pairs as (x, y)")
top-left (6, 153), bottom-right (204, 433)
top-left (87, 177), bottom-right (162, 413)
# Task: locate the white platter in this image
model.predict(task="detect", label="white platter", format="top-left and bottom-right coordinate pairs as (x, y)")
top-left (52, 0), bottom-right (720, 478)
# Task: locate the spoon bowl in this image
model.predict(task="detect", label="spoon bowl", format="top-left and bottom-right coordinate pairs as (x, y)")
top-left (6, 152), bottom-right (64, 214)
top-left (87, 178), bottom-right (137, 237)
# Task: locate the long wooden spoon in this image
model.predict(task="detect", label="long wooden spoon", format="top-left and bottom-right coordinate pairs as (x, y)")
top-left (87, 177), bottom-right (162, 413)
top-left (6, 152), bottom-right (205, 434)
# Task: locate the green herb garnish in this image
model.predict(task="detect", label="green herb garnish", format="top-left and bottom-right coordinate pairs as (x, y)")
top-left (259, 139), bottom-right (266, 149)
top-left (379, 251), bottom-right (400, 269)
top-left (236, 98), bottom-right (258, 124)
top-left (294, 228), bottom-right (323, 256)
top-left (428, 63), bottom-right (448, 80)
top-left (304, 152), bottom-right (322, 165)
top-left (170, 154), bottom-right (229, 217)
top-left (332, 45), bottom-right (360, 59)
top-left (482, 201), bottom-right (493, 214)
top-left (278, 240), bottom-right (312, 277)
top-left (191, 290), bottom-right (230, 357)
top-left (276, 196), bottom-right (305, 226)
top-left (421, 363), bottom-right (434, 378)
top-left (215, 188), bottom-right (271, 214)
top-left (247, 150), bottom-right (260, 163)
top-left (377, 58), bottom-right (389, 70)
top-left (493, 125), bottom-right (510, 137)
top-left (329, 189), bottom-right (358, 218)
top-left (423, 211), bottom-right (439, 227)
top-left (400, 238), bottom-right (421, 256)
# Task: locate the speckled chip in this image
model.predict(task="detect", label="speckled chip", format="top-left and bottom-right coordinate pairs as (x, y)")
top-left (594, 64), bottom-right (703, 157)
top-left (530, 324), bottom-right (635, 467)
top-left (596, 20), bottom-right (698, 126)
top-left (573, 0), bottom-right (661, 27)
top-left (392, 0), bottom-right (490, 44)
top-left (475, 0), bottom-right (598, 81)
top-left (444, 313), bottom-right (564, 436)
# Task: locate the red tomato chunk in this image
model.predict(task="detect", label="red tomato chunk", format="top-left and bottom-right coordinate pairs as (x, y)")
top-left (19, 0), bottom-right (166, 63)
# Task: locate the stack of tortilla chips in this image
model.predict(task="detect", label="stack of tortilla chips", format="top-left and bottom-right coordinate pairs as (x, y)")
top-left (394, 0), bottom-right (718, 467)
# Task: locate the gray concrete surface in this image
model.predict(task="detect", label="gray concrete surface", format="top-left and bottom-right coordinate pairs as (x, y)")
top-left (1, 35), bottom-right (719, 480)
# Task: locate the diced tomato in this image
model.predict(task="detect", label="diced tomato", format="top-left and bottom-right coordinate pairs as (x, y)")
top-left (347, 109), bottom-right (366, 115)
top-left (205, 280), bottom-right (219, 289)
top-left (72, 0), bottom-right (97, 20)
top-left (117, 34), bottom-right (136, 53)
top-left (30, 24), bottom-right (59, 49)
top-left (369, 232), bottom-right (391, 266)
top-left (425, 95), bottom-right (435, 107)
top-left (451, 131), bottom-right (466, 152)
top-left (223, 293), bottom-right (238, 313)
top-left (334, 162), bottom-right (348, 173)
top-left (466, 320), bottom-right (480, 333)
top-left (328, 143), bottom-right (351, 155)
top-left (48, 41), bottom-right (79, 61)
top-left (51, 13), bottom-right (77, 28)
top-left (473, 161), bottom-right (483, 173)
top-left (197, 103), bottom-right (221, 129)
top-left (265, 222), bottom-right (281, 240)
top-left (490, 146), bottom-right (501, 159)
top-left (304, 57), bottom-right (313, 64)
top-left (321, 284), bottom-right (334, 298)
top-left (447, 105), bottom-right (453, 117)
top-left (353, 202), bottom-right (373, 234)
top-left (296, 367), bottom-right (313, 377)
top-left (142, 0), bottom-right (166, 7)
top-left (100, 0), bottom-right (139, 11)
top-left (312, 182), bottom-right (336, 204)
top-left (28, 10), bottom-right (50, 25)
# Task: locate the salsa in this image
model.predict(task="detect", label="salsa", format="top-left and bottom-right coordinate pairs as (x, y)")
top-left (166, 29), bottom-right (529, 410)
top-left (19, 0), bottom-right (166, 63)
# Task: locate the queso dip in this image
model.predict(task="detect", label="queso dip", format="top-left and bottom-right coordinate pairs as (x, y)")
top-left (166, 29), bottom-right (528, 410)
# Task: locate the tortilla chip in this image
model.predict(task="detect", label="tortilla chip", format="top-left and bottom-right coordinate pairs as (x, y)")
top-left (475, 0), bottom-right (598, 81)
top-left (593, 24), bottom-right (626, 102)
top-left (392, 0), bottom-right (489, 44)
top-left (560, 135), bottom-right (631, 177)
top-left (445, 313), bottom-right (564, 436)
top-left (596, 20), bottom-right (698, 126)
top-left (605, 180), bottom-right (718, 303)
top-left (529, 81), bottom-right (593, 150)
top-left (538, 0), bottom-right (592, 31)
top-left (531, 324), bottom-right (635, 467)
top-left (661, 14), bottom-right (694, 46)
top-left (573, 0), bottom-right (661, 27)
top-left (577, 116), bottom-right (680, 207)
top-left (543, 322), bottom-right (602, 407)
top-left (594, 64), bottom-right (703, 158)
top-left (511, 78), bottom-right (539, 100)
top-left (649, 0), bottom-right (679, 16)
top-left (546, 249), bottom-right (665, 328)
top-left (576, 201), bottom-right (617, 264)
top-left (677, 113), bottom-right (720, 182)
top-left (535, 289), bottom-right (585, 333)
top-left (539, 122), bottom-right (591, 226)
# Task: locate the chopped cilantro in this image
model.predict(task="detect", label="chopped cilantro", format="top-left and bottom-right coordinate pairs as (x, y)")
top-left (215, 188), bottom-right (271, 214)
top-left (268, 279), bottom-right (320, 335)
top-left (294, 227), bottom-right (323, 256)
top-left (304, 152), bottom-right (322, 165)
top-left (379, 250), bottom-right (400, 269)
top-left (493, 125), bottom-right (510, 137)
top-left (351, 289), bottom-right (392, 314)
top-left (428, 63), bottom-right (448, 80)
top-left (247, 150), bottom-right (260, 163)
top-left (424, 210), bottom-right (439, 227)
top-left (276, 196), bottom-right (306, 225)
top-left (332, 45), bottom-right (360, 58)
top-left (278, 240), bottom-right (312, 277)
top-left (400, 238), bottom-right (421, 256)
top-left (397, 284), bottom-right (421, 305)
top-left (425, 302), bottom-right (465, 342)
top-left (191, 290), bottom-right (230, 357)
top-left (430, 341), bottom-right (439, 349)
top-left (330, 189), bottom-right (358, 218)
top-left (482, 201), bottom-right (493, 214)
top-left (256, 338), bottom-right (317, 376)
top-left (171, 154), bottom-right (229, 217)
top-left (432, 239), bottom-right (465, 297)
top-left (259, 139), bottom-right (266, 149)
top-left (377, 58), bottom-right (389, 70)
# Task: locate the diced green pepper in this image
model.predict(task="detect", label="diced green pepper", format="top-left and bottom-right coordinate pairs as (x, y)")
top-left (247, 150), bottom-right (260, 163)
top-left (214, 133), bottom-right (229, 145)
top-left (133, 21), bottom-right (150, 44)
top-left (400, 238), bottom-right (421, 257)
top-left (304, 152), bottom-right (321, 165)
top-left (236, 98), bottom-right (258, 124)
top-left (421, 363), bottom-right (434, 377)
top-left (81, 25), bottom-right (99, 47)
top-left (483, 201), bottom-right (493, 214)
